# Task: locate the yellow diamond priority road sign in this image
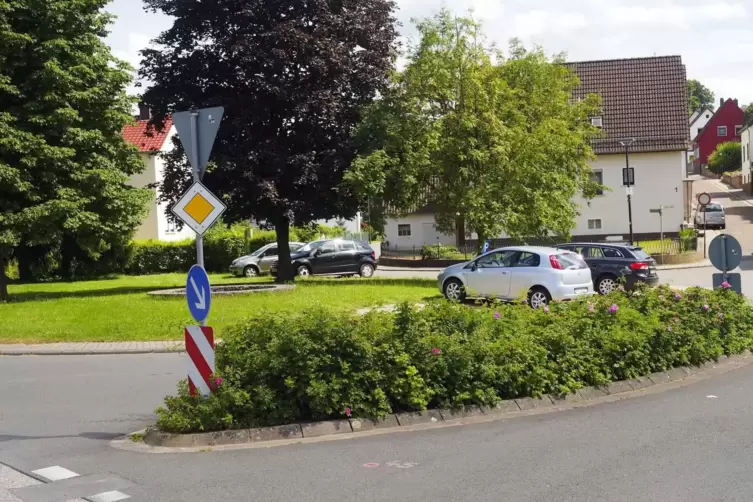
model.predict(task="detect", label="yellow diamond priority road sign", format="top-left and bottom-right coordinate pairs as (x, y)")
top-left (172, 182), bottom-right (226, 236)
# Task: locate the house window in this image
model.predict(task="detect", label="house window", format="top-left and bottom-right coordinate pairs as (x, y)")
top-left (735, 125), bottom-right (743, 135)
top-left (718, 126), bottom-right (728, 136)
top-left (587, 219), bottom-right (602, 230)
top-left (397, 224), bottom-right (411, 237)
top-left (589, 170), bottom-right (604, 195)
top-left (166, 219), bottom-right (177, 234)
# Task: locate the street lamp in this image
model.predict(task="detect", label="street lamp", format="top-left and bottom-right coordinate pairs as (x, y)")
top-left (619, 138), bottom-right (636, 245)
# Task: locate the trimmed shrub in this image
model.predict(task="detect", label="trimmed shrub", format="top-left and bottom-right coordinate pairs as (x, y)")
top-left (421, 244), bottom-right (464, 260)
top-left (154, 283), bottom-right (753, 433)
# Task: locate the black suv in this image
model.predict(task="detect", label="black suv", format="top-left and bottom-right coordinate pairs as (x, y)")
top-left (270, 239), bottom-right (377, 278)
top-left (555, 243), bottom-right (659, 295)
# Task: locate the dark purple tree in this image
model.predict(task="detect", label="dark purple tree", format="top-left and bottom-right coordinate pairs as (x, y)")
top-left (139, 0), bottom-right (398, 281)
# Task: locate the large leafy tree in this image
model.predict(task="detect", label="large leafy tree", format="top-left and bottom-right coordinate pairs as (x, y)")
top-left (0, 0), bottom-right (149, 300)
top-left (139, 0), bottom-right (398, 281)
top-left (350, 11), bottom-right (602, 249)
top-left (688, 79), bottom-right (715, 114)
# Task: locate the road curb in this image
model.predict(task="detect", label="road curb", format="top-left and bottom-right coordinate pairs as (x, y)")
top-left (114, 352), bottom-right (753, 454)
top-left (0, 343), bottom-right (184, 356)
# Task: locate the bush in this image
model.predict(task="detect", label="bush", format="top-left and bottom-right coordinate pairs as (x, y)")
top-left (154, 283), bottom-right (753, 433)
top-left (421, 244), bottom-right (464, 260)
top-left (707, 141), bottom-right (741, 175)
top-left (679, 228), bottom-right (697, 252)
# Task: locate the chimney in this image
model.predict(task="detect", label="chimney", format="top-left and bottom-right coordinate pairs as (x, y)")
top-left (720, 97), bottom-right (725, 107)
top-left (734, 98), bottom-right (739, 105)
top-left (137, 103), bottom-right (150, 121)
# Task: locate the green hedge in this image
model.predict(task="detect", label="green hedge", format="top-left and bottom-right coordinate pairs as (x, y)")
top-left (154, 284), bottom-right (753, 433)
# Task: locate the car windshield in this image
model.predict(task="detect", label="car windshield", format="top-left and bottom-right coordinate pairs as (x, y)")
top-left (556, 252), bottom-right (588, 270)
top-left (298, 241), bottom-right (326, 253)
top-left (704, 204), bottom-right (723, 212)
top-left (250, 246), bottom-right (270, 257)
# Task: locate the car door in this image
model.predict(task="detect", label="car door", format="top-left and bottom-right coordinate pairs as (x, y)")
top-left (310, 240), bottom-right (339, 274)
top-left (508, 251), bottom-right (542, 298)
top-left (589, 246), bottom-right (628, 280)
top-left (257, 245), bottom-right (278, 273)
top-left (335, 240), bottom-right (360, 273)
top-left (464, 250), bottom-right (515, 298)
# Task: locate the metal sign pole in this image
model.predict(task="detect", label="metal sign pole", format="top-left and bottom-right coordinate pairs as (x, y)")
top-left (720, 235), bottom-right (728, 283)
top-left (703, 210), bottom-right (707, 259)
top-left (189, 111), bottom-right (204, 272)
top-left (659, 207), bottom-right (664, 263)
top-left (627, 193), bottom-right (634, 245)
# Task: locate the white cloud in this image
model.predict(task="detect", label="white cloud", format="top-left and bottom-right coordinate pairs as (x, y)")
top-left (112, 32), bottom-right (151, 69)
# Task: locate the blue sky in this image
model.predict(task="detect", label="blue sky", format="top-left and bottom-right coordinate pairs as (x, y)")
top-left (105, 0), bottom-right (753, 106)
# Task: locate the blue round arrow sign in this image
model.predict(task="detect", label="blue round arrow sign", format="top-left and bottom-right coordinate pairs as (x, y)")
top-left (186, 265), bottom-right (211, 323)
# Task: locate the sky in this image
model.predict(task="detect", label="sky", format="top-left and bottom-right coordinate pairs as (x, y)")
top-left (105, 0), bottom-right (753, 106)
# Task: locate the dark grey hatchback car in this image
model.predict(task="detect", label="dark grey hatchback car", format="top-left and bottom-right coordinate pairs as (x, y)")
top-left (555, 243), bottom-right (659, 295)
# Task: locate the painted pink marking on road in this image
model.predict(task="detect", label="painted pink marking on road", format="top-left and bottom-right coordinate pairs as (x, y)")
top-left (363, 463), bottom-right (380, 468)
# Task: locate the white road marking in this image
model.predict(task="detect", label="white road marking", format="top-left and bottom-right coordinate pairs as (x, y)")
top-left (31, 466), bottom-right (79, 482)
top-left (707, 395), bottom-right (718, 399)
top-left (88, 490), bottom-right (131, 502)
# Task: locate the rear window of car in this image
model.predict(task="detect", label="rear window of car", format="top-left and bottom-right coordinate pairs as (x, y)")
top-left (703, 203), bottom-right (723, 212)
top-left (629, 247), bottom-right (651, 260)
top-left (340, 241), bottom-right (356, 251)
top-left (557, 252), bottom-right (588, 269)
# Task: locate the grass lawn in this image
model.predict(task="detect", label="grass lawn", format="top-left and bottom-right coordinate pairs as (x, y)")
top-left (0, 274), bottom-right (439, 343)
top-left (634, 239), bottom-right (694, 255)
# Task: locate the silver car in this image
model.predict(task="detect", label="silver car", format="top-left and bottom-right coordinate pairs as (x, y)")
top-left (437, 246), bottom-right (594, 308)
top-left (229, 242), bottom-right (304, 277)
top-left (695, 203), bottom-right (725, 230)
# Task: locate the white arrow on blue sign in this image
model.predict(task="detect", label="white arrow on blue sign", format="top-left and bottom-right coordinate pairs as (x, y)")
top-left (186, 265), bottom-right (211, 323)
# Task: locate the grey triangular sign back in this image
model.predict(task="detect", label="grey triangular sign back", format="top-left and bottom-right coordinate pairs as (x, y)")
top-left (172, 106), bottom-right (224, 174)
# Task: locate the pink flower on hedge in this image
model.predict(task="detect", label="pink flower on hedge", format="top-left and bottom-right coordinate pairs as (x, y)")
top-left (493, 312), bottom-right (501, 320)
top-left (674, 293), bottom-right (682, 301)
top-left (587, 303), bottom-right (595, 313)
top-left (667, 326), bottom-right (673, 332)
top-left (721, 281), bottom-right (732, 290)
top-left (215, 377), bottom-right (223, 387)
top-left (543, 306), bottom-right (550, 313)
top-left (608, 304), bottom-right (618, 314)
top-left (431, 347), bottom-right (442, 355)
top-left (702, 304), bottom-right (710, 312)
top-left (345, 407), bottom-right (352, 417)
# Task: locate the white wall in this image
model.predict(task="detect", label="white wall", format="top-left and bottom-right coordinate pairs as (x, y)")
top-left (154, 145), bottom-right (195, 242)
top-left (742, 127), bottom-right (753, 174)
top-left (384, 214), bottom-right (455, 251)
top-left (573, 151), bottom-right (685, 237)
top-left (129, 153), bottom-right (159, 241)
top-left (690, 110), bottom-right (713, 142)
top-left (384, 150), bottom-right (686, 249)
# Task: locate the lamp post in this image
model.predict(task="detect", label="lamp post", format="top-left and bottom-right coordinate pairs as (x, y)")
top-left (619, 138), bottom-right (636, 245)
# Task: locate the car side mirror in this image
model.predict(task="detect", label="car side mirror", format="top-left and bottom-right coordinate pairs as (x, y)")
top-left (470, 263), bottom-right (478, 272)
top-left (311, 249), bottom-right (321, 257)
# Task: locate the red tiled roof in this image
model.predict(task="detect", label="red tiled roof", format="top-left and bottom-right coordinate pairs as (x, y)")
top-left (123, 118), bottom-right (173, 152)
top-left (565, 56), bottom-right (690, 154)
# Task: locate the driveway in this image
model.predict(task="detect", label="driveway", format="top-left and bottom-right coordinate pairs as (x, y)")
top-left (691, 176), bottom-right (753, 255)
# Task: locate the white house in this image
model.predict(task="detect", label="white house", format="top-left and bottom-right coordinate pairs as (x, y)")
top-left (688, 105), bottom-right (714, 167)
top-left (741, 121), bottom-right (753, 174)
top-left (123, 107), bottom-right (194, 242)
top-left (384, 56), bottom-right (690, 249)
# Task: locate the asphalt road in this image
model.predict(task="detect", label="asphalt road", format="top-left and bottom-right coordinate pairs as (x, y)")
top-left (3, 354), bottom-right (753, 501)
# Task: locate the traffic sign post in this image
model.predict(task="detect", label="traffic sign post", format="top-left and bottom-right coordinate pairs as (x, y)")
top-left (697, 192), bottom-right (712, 258)
top-left (649, 205), bottom-right (673, 263)
top-left (622, 166), bottom-right (635, 245)
top-left (172, 106), bottom-right (224, 396)
top-left (708, 234), bottom-right (743, 294)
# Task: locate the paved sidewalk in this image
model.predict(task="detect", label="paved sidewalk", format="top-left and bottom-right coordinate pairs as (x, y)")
top-left (0, 341), bottom-right (184, 356)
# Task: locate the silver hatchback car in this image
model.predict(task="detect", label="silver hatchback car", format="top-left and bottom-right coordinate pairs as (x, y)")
top-left (695, 203), bottom-right (725, 230)
top-left (230, 242), bottom-right (304, 277)
top-left (437, 246), bottom-right (594, 308)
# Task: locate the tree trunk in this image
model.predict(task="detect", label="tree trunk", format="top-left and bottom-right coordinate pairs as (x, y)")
top-left (455, 216), bottom-right (465, 247)
top-left (476, 231), bottom-right (486, 255)
top-left (60, 235), bottom-right (77, 281)
top-left (0, 256), bottom-right (8, 303)
top-left (274, 214), bottom-right (294, 283)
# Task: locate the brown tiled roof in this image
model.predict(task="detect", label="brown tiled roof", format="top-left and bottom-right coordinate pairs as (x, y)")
top-left (566, 56), bottom-right (690, 154)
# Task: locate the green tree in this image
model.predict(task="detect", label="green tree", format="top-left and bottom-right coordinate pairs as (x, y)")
top-left (707, 141), bottom-right (742, 174)
top-left (139, 0), bottom-right (398, 281)
top-left (350, 10), bottom-right (602, 250)
top-left (688, 79), bottom-right (715, 114)
top-left (0, 0), bottom-right (150, 299)
top-left (743, 103), bottom-right (753, 125)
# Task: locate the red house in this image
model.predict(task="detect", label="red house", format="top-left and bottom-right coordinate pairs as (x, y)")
top-left (692, 97), bottom-right (745, 171)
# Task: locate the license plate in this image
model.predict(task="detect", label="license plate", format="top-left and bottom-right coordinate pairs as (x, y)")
top-left (574, 287), bottom-right (588, 294)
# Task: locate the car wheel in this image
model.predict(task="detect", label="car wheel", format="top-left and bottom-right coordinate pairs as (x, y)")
top-left (359, 263), bottom-right (375, 278)
top-left (296, 265), bottom-right (311, 277)
top-left (443, 278), bottom-right (466, 302)
top-left (596, 275), bottom-right (618, 295)
top-left (527, 287), bottom-right (551, 309)
top-left (243, 265), bottom-right (259, 278)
